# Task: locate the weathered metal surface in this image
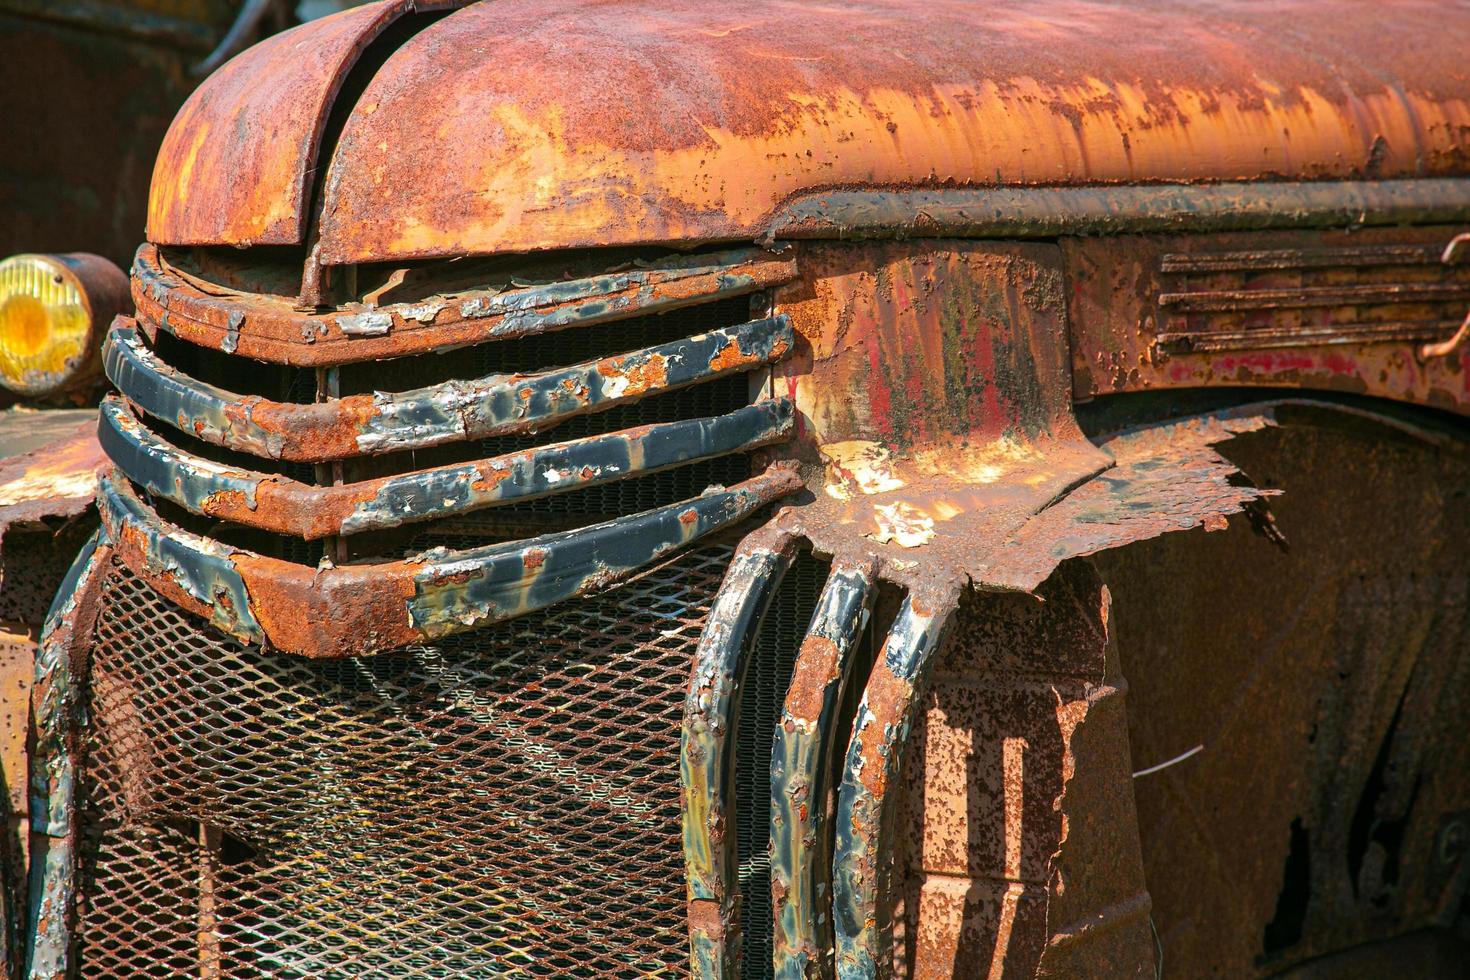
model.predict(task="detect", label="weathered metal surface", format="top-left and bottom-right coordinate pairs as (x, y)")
top-left (769, 180), bottom-right (1470, 242)
top-left (894, 562), bottom-right (1154, 980)
top-left (132, 242), bottom-right (797, 366)
top-left (1091, 401), bottom-right (1470, 976)
top-left (769, 242), bottom-right (1113, 593)
top-left (145, 0), bottom-right (419, 247)
top-left (98, 464), bottom-right (801, 657)
top-left (100, 394), bottom-right (794, 539)
top-left (770, 559), bottom-right (875, 980)
top-left (747, 242), bottom-right (1310, 976)
top-left (303, 0), bottom-right (1470, 262)
top-left (24, 530), bottom-right (110, 980)
top-left (681, 527), bottom-right (797, 978)
top-left (0, 411), bottom-right (105, 539)
top-left (106, 315), bottom-right (793, 461)
top-left (0, 625), bottom-right (30, 980)
top-left (1067, 226), bottom-right (1470, 417)
top-left (832, 591), bottom-right (959, 979)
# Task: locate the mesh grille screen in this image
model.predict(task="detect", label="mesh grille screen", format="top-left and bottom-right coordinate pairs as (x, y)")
top-left (736, 554), bottom-right (827, 979)
top-left (77, 541), bottom-right (740, 979)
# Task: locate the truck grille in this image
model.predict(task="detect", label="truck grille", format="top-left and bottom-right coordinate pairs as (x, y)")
top-left (78, 543), bottom-right (735, 978)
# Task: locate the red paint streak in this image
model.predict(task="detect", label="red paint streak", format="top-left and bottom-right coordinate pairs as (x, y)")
top-left (865, 336), bottom-right (894, 438)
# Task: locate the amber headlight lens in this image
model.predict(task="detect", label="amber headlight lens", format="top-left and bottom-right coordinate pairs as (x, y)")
top-left (0, 253), bottom-right (128, 399)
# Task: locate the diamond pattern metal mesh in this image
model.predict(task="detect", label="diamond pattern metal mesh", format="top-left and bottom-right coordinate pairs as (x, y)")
top-left (76, 539), bottom-right (740, 978)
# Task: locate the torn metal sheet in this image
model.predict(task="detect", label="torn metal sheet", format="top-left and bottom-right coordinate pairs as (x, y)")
top-left (681, 527), bottom-right (797, 978)
top-left (25, 530), bottom-right (110, 980)
top-left (98, 395), bottom-right (794, 539)
top-left (132, 242), bottom-right (797, 366)
top-left (97, 465), bottom-right (801, 658)
top-left (105, 315), bottom-right (794, 461)
top-left (0, 412), bottom-right (104, 541)
top-left (770, 558), bottom-right (875, 980)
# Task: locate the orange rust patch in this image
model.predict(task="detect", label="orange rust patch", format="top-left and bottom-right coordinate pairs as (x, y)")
top-left (598, 352), bottom-right (670, 397)
top-left (199, 489), bottom-right (251, 520)
top-left (522, 546), bottom-right (549, 570)
top-left (686, 898), bottom-right (726, 940)
top-left (856, 660), bottom-right (915, 797)
top-left (783, 634), bottom-right (842, 721)
top-left (706, 337), bottom-right (765, 373)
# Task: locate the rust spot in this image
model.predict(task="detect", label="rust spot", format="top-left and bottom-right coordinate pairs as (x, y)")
top-left (856, 660), bottom-right (913, 798)
top-left (599, 352), bottom-right (669, 397)
top-left (783, 634), bottom-right (841, 721)
top-left (686, 898), bottom-right (726, 941)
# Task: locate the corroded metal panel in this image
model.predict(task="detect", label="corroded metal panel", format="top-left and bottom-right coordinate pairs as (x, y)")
top-left (1066, 226), bottom-right (1470, 417)
top-left (309, 0), bottom-right (1470, 262)
top-left (895, 564), bottom-right (1154, 980)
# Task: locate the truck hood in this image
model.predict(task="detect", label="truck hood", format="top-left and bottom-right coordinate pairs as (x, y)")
top-left (149, 0), bottom-right (1470, 262)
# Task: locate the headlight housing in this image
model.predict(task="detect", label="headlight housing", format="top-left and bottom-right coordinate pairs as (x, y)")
top-left (0, 253), bottom-right (128, 400)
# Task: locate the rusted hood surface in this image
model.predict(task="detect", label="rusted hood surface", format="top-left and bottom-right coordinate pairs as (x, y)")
top-left (149, 0), bottom-right (1470, 260)
top-left (146, 0), bottom-right (426, 247)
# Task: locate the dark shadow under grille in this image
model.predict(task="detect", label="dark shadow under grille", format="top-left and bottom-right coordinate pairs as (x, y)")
top-left (736, 553), bottom-right (827, 979)
top-left (77, 542), bottom-right (740, 978)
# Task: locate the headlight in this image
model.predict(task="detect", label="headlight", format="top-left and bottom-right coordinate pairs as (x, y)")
top-left (0, 253), bottom-right (128, 399)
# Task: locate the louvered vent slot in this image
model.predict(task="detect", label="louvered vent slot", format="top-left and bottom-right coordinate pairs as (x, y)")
top-left (1154, 242), bottom-right (1470, 354)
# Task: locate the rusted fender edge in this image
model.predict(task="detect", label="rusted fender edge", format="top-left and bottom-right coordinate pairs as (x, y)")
top-left (767, 178), bottom-right (1470, 242)
top-left (771, 558), bottom-right (876, 980)
top-left (97, 465), bottom-right (802, 658)
top-left (26, 530), bottom-right (110, 980)
top-left (682, 526), bottom-right (799, 979)
top-left (134, 242), bottom-right (797, 366)
top-left (99, 395), bottom-right (794, 539)
top-left (105, 315), bottom-right (794, 462)
top-left (832, 590), bottom-right (961, 980)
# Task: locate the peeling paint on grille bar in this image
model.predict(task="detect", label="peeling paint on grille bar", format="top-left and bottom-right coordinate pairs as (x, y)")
top-left (26, 530), bottom-right (110, 980)
top-left (682, 526), bottom-right (798, 978)
top-left (832, 591), bottom-right (959, 980)
top-left (96, 465), bottom-right (801, 658)
top-left (99, 395), bottom-right (794, 539)
top-left (132, 242), bottom-right (797, 366)
top-left (104, 315), bottom-right (794, 462)
top-left (770, 559), bottom-right (875, 980)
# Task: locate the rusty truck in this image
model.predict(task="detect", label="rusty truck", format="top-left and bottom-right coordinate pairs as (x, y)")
top-left (6, 1), bottom-right (1470, 977)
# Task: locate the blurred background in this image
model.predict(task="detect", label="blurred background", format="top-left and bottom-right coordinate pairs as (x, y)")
top-left (0, 0), bottom-right (367, 267)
